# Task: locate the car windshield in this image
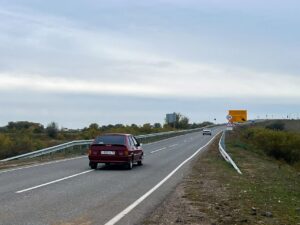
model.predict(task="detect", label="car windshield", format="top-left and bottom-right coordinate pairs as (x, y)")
top-left (94, 135), bottom-right (125, 145)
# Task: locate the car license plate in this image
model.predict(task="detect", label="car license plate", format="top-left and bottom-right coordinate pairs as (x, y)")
top-left (101, 151), bottom-right (115, 155)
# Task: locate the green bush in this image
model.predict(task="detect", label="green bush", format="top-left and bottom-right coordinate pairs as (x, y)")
top-left (46, 122), bottom-right (59, 138)
top-left (265, 121), bottom-right (285, 131)
top-left (242, 127), bottom-right (300, 165)
top-left (0, 134), bottom-right (13, 158)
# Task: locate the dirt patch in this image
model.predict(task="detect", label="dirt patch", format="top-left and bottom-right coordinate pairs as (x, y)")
top-left (144, 182), bottom-right (211, 225)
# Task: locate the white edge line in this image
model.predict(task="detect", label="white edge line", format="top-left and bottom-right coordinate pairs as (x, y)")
top-left (16, 170), bottom-right (94, 193)
top-left (104, 131), bottom-right (222, 225)
top-left (169, 144), bottom-right (178, 148)
top-left (150, 147), bottom-right (167, 154)
top-left (0, 156), bottom-right (87, 175)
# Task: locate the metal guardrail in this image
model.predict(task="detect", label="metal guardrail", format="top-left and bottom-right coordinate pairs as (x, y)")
top-left (0, 140), bottom-right (93, 162)
top-left (1, 127), bottom-right (209, 162)
top-left (218, 131), bottom-right (242, 174)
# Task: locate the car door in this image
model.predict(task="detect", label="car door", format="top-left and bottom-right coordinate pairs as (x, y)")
top-left (127, 136), bottom-right (136, 162)
top-left (131, 136), bottom-right (142, 161)
top-left (127, 136), bottom-right (135, 159)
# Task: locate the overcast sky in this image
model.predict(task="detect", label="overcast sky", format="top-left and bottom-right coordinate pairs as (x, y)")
top-left (0, 0), bottom-right (300, 128)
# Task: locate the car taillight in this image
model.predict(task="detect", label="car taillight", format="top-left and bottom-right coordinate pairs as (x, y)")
top-left (118, 150), bottom-right (127, 156)
top-left (89, 149), bottom-right (98, 156)
top-left (124, 150), bottom-right (128, 156)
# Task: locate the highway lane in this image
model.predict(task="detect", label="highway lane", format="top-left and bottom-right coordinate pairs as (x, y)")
top-left (0, 126), bottom-right (224, 225)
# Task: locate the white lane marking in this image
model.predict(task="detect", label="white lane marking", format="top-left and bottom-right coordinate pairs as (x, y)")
top-left (16, 170), bottom-right (93, 193)
top-left (0, 156), bottom-right (86, 175)
top-left (169, 144), bottom-right (178, 148)
top-left (143, 130), bottom-right (202, 146)
top-left (150, 147), bottom-right (167, 154)
top-left (168, 147), bottom-right (181, 152)
top-left (104, 131), bottom-right (222, 225)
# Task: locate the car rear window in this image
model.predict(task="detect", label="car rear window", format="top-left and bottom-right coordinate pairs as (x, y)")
top-left (94, 135), bottom-right (125, 145)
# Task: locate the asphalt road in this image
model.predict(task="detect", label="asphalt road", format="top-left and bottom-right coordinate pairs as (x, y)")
top-left (0, 127), bottom-right (224, 225)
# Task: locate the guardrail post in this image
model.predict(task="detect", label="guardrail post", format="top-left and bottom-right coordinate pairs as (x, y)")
top-left (79, 144), bottom-right (82, 154)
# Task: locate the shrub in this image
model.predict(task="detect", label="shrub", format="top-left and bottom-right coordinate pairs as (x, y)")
top-left (0, 134), bottom-right (13, 159)
top-left (46, 122), bottom-right (59, 138)
top-left (243, 127), bottom-right (300, 165)
top-left (266, 121), bottom-right (285, 131)
top-left (13, 134), bottom-right (35, 155)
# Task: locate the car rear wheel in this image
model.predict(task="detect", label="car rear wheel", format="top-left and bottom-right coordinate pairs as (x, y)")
top-left (90, 162), bottom-right (97, 169)
top-left (127, 159), bottom-right (133, 170)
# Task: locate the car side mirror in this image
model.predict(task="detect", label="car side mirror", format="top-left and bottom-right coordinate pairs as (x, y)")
top-left (136, 143), bottom-right (142, 147)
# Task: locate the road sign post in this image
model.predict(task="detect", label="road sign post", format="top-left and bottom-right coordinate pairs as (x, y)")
top-left (226, 115), bottom-right (233, 131)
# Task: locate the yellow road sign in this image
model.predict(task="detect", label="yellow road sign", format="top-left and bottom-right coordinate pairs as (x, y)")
top-left (228, 110), bottom-right (247, 123)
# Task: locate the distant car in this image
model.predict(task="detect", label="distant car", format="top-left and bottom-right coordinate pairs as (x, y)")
top-left (202, 129), bottom-right (212, 136)
top-left (88, 133), bottom-right (143, 170)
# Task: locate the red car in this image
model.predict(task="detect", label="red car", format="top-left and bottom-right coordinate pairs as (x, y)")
top-left (88, 133), bottom-right (143, 170)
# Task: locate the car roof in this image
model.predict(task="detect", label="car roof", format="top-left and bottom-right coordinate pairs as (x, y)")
top-left (100, 133), bottom-right (131, 136)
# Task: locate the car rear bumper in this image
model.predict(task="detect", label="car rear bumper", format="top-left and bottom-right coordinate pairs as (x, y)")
top-left (89, 156), bottom-right (131, 164)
